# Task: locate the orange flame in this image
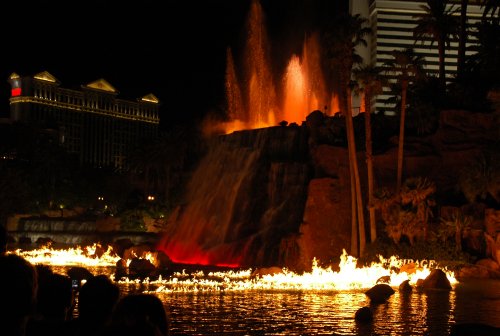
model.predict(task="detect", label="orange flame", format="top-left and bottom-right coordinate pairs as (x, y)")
top-left (11, 245), bottom-right (456, 292)
top-left (145, 249), bottom-right (457, 292)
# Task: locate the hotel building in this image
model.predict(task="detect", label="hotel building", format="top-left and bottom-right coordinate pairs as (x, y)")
top-left (8, 71), bottom-right (160, 169)
top-left (350, 0), bottom-right (485, 114)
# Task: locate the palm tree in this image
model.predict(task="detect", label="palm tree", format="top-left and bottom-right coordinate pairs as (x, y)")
top-left (384, 48), bottom-right (425, 192)
top-left (353, 65), bottom-right (386, 244)
top-left (481, 0), bottom-right (500, 20)
top-left (466, 20), bottom-right (500, 87)
top-left (413, 0), bottom-right (459, 90)
top-left (322, 13), bottom-right (371, 257)
top-left (457, 0), bottom-right (469, 79)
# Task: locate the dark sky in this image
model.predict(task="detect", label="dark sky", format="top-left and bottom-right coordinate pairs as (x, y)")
top-left (2, 0), bottom-right (348, 128)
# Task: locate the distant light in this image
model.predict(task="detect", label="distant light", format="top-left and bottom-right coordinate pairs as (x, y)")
top-left (11, 88), bottom-right (21, 96)
top-left (98, 196), bottom-right (104, 201)
top-left (140, 93), bottom-right (159, 104)
top-left (147, 195), bottom-right (155, 201)
top-left (34, 71), bottom-right (57, 82)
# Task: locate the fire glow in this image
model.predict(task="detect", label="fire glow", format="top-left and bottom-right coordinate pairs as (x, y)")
top-left (12, 243), bottom-right (121, 267)
top-left (145, 250), bottom-right (457, 293)
top-left (12, 245), bottom-right (457, 292)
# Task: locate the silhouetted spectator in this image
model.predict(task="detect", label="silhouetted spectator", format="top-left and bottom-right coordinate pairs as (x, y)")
top-left (0, 224), bottom-right (7, 254)
top-left (26, 266), bottom-right (73, 336)
top-left (106, 293), bottom-right (170, 336)
top-left (67, 274), bottom-right (120, 336)
top-left (0, 254), bottom-right (38, 336)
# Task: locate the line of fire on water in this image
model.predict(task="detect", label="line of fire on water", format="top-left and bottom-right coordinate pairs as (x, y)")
top-left (11, 244), bottom-right (457, 293)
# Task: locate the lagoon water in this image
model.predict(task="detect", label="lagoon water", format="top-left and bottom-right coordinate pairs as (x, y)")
top-left (118, 279), bottom-right (500, 336)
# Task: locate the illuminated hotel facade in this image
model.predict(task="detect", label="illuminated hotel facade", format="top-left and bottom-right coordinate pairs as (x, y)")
top-left (350, 0), bottom-right (484, 114)
top-left (8, 71), bottom-right (160, 169)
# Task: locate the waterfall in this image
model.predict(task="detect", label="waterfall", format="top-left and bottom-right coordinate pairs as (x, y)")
top-left (158, 126), bottom-right (310, 267)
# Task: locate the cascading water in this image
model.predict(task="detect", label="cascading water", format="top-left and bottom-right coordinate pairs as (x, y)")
top-left (158, 126), bottom-right (310, 267)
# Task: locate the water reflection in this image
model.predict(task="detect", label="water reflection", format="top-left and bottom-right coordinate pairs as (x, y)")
top-left (150, 282), bottom-right (499, 336)
top-left (49, 265), bottom-right (500, 335)
top-left (454, 279), bottom-right (500, 326)
top-left (156, 290), bottom-right (368, 335)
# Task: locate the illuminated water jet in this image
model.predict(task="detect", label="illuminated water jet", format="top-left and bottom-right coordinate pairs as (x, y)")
top-left (222, 0), bottom-right (331, 133)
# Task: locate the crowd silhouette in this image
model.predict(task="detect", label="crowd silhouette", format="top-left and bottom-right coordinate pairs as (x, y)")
top-left (0, 253), bottom-right (38, 336)
top-left (0, 239), bottom-right (171, 336)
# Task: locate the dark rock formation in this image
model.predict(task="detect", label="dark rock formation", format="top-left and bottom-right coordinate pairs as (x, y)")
top-left (113, 238), bottom-right (134, 257)
top-left (128, 258), bottom-right (156, 279)
top-left (458, 259), bottom-right (500, 280)
top-left (365, 283), bottom-right (395, 304)
top-left (415, 278), bottom-right (425, 290)
top-left (485, 209), bottom-right (500, 264)
top-left (422, 269), bottom-right (452, 290)
top-left (296, 177), bottom-right (351, 271)
top-left (354, 306), bottom-right (373, 323)
top-left (398, 279), bottom-right (412, 293)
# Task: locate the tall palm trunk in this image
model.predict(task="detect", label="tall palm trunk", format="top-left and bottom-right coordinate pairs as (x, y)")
top-left (345, 84), bottom-right (366, 256)
top-left (396, 79), bottom-right (408, 192)
top-left (349, 147), bottom-right (358, 256)
top-left (341, 84), bottom-right (359, 257)
top-left (364, 87), bottom-right (376, 242)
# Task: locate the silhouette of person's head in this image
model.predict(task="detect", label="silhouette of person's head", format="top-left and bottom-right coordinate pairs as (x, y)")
top-left (76, 274), bottom-right (119, 336)
top-left (25, 265), bottom-right (73, 336)
top-left (0, 254), bottom-right (38, 335)
top-left (109, 293), bottom-right (170, 336)
top-left (0, 224), bottom-right (7, 254)
top-left (35, 265), bottom-right (73, 320)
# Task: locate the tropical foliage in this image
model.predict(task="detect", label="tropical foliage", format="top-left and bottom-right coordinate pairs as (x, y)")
top-left (413, 0), bottom-right (460, 89)
top-left (374, 177), bottom-right (437, 246)
top-left (458, 150), bottom-right (500, 205)
top-left (437, 210), bottom-right (473, 252)
top-left (465, 20), bottom-right (500, 89)
top-left (481, 0), bottom-right (500, 20)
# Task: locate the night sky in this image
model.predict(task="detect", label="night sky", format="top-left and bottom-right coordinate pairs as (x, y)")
top-left (2, 0), bottom-right (348, 129)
